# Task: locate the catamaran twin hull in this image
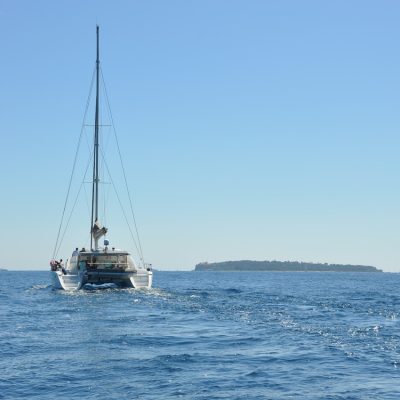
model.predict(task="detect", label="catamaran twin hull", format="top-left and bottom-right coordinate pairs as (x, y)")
top-left (52, 270), bottom-right (153, 291)
top-left (51, 249), bottom-right (153, 290)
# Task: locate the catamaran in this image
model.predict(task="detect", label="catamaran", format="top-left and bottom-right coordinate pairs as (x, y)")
top-left (50, 26), bottom-right (153, 290)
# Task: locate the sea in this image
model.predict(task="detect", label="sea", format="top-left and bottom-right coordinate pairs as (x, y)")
top-left (0, 271), bottom-right (399, 399)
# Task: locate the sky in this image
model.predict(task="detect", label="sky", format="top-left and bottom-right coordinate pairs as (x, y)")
top-left (0, 1), bottom-right (399, 271)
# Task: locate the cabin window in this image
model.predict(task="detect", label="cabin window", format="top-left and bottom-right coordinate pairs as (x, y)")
top-left (69, 256), bottom-right (78, 271)
top-left (77, 254), bottom-right (129, 270)
top-left (77, 256), bottom-right (94, 269)
top-left (127, 256), bottom-right (135, 270)
top-left (97, 255), bottom-right (119, 269)
top-left (78, 260), bottom-right (87, 271)
top-left (118, 255), bottom-right (127, 266)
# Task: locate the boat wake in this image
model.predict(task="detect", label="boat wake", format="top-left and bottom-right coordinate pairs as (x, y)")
top-left (28, 284), bottom-right (52, 291)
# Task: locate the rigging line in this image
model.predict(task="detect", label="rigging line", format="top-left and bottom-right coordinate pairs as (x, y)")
top-left (100, 80), bottom-right (113, 153)
top-left (97, 80), bottom-right (112, 227)
top-left (82, 70), bottom-right (98, 167)
top-left (52, 66), bottom-right (96, 259)
top-left (55, 180), bottom-right (84, 257)
top-left (83, 126), bottom-right (91, 155)
top-left (55, 153), bottom-right (94, 257)
top-left (100, 67), bottom-right (145, 262)
top-left (99, 147), bottom-right (143, 261)
top-left (83, 178), bottom-right (92, 223)
top-left (101, 163), bottom-right (112, 229)
top-left (81, 179), bottom-right (92, 250)
top-left (84, 124), bottom-right (112, 126)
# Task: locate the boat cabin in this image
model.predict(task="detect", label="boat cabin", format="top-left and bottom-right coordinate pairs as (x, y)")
top-left (67, 249), bottom-right (136, 272)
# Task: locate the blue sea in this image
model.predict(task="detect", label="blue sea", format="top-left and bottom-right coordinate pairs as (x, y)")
top-left (0, 271), bottom-right (399, 399)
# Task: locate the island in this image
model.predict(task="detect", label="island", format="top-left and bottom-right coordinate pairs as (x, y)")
top-left (195, 260), bottom-right (382, 273)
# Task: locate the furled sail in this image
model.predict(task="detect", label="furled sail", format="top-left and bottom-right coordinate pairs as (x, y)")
top-left (92, 220), bottom-right (108, 241)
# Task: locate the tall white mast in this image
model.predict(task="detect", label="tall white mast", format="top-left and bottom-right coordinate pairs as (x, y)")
top-left (90, 26), bottom-right (107, 250)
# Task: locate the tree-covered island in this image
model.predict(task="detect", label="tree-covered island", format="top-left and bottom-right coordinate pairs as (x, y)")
top-left (195, 260), bottom-right (382, 272)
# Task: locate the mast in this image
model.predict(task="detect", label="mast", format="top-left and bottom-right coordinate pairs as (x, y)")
top-left (91, 25), bottom-right (100, 250)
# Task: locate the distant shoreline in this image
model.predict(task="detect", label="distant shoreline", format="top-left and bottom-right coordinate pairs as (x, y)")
top-left (195, 260), bottom-right (382, 273)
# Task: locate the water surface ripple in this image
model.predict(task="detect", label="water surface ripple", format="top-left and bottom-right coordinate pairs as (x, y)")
top-left (0, 271), bottom-right (399, 399)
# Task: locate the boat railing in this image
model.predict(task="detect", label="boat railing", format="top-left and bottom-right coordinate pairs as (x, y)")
top-left (86, 262), bottom-right (131, 271)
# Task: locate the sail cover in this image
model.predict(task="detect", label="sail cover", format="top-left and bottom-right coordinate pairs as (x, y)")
top-left (92, 220), bottom-right (108, 240)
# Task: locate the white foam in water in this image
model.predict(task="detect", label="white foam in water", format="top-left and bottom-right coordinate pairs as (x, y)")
top-left (1, 270), bottom-right (400, 399)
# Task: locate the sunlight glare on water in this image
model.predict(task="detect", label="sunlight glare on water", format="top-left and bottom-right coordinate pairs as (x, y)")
top-left (1, 271), bottom-right (400, 399)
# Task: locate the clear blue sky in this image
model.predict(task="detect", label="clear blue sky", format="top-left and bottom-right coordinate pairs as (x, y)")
top-left (1, 1), bottom-right (399, 271)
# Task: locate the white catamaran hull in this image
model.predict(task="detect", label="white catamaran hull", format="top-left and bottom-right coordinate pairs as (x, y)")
top-left (51, 271), bottom-right (85, 291)
top-left (51, 270), bottom-right (153, 291)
